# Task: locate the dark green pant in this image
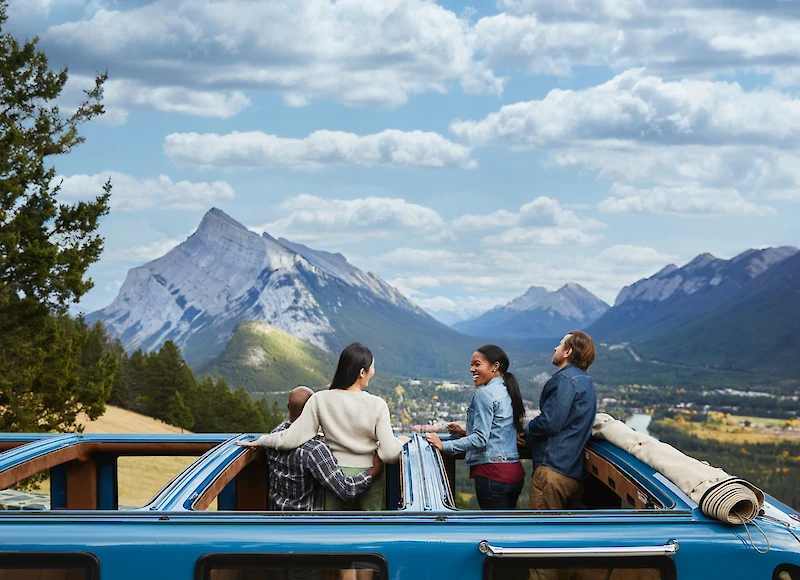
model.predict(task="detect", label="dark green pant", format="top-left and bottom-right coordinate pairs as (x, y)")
top-left (325, 467), bottom-right (384, 511)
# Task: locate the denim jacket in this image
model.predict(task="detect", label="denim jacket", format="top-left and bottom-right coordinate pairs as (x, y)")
top-left (441, 376), bottom-right (520, 466)
top-left (524, 364), bottom-right (597, 480)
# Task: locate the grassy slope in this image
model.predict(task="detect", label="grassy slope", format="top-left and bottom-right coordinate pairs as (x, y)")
top-left (194, 320), bottom-right (337, 394)
top-left (36, 406), bottom-right (198, 508)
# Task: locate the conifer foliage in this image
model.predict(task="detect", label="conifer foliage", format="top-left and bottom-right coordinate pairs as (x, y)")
top-left (0, 1), bottom-right (114, 432)
top-left (108, 340), bottom-right (285, 433)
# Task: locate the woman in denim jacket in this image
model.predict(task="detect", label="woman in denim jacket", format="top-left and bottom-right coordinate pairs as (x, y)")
top-left (426, 345), bottom-right (526, 509)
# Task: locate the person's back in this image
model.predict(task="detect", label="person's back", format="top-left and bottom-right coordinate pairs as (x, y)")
top-left (528, 364), bottom-right (596, 480)
top-left (265, 422), bottom-right (327, 511)
top-left (523, 331), bottom-right (597, 511)
top-left (297, 389), bottom-right (400, 467)
top-left (256, 343), bottom-right (407, 469)
top-left (240, 387), bottom-right (380, 512)
top-left (254, 343), bottom-right (409, 511)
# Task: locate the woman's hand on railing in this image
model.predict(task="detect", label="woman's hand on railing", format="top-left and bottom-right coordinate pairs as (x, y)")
top-left (447, 422), bottom-right (467, 438)
top-left (425, 432), bottom-right (444, 451)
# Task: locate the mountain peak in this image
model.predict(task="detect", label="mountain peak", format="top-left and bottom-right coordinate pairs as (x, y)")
top-left (654, 264), bottom-right (678, 277)
top-left (556, 283), bottom-right (592, 296)
top-left (197, 207), bottom-right (249, 236)
top-left (506, 286), bottom-right (549, 310)
top-left (198, 207), bottom-right (247, 230)
top-left (455, 283), bottom-right (609, 339)
top-left (731, 246), bottom-right (798, 278)
top-left (683, 252), bottom-right (718, 273)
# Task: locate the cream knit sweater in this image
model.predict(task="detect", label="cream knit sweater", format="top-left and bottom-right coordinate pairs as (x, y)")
top-left (255, 389), bottom-right (404, 468)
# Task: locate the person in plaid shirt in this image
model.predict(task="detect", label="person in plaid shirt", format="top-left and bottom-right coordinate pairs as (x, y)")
top-left (241, 386), bottom-right (381, 511)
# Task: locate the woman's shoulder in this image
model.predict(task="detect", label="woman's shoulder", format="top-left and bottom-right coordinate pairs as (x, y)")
top-left (317, 389), bottom-right (386, 407)
top-left (476, 379), bottom-right (507, 402)
top-left (362, 390), bottom-right (388, 406)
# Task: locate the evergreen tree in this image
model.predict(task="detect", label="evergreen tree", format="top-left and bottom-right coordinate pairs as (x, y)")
top-left (0, 314), bottom-right (115, 432)
top-left (168, 390), bottom-right (194, 432)
top-left (124, 350), bottom-right (150, 413)
top-left (256, 398), bottom-right (285, 432)
top-left (0, 1), bottom-right (112, 432)
top-left (228, 387), bottom-right (265, 432)
top-left (150, 341), bottom-right (196, 421)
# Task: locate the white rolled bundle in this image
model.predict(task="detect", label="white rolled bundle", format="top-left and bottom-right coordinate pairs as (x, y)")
top-left (699, 477), bottom-right (763, 524)
top-left (592, 413), bottom-right (764, 524)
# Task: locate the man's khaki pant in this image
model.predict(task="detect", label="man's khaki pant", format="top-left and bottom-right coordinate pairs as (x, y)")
top-left (528, 465), bottom-right (582, 510)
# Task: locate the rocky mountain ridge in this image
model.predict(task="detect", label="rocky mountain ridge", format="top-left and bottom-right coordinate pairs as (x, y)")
top-left (588, 246), bottom-right (799, 344)
top-left (88, 208), bottom-right (473, 377)
top-left (453, 283), bottom-right (609, 339)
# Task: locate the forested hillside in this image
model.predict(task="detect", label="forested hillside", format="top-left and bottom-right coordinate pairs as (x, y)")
top-left (637, 251), bottom-right (800, 376)
top-left (650, 419), bottom-right (800, 510)
top-left (106, 334), bottom-right (285, 433)
top-left (195, 320), bottom-right (336, 395)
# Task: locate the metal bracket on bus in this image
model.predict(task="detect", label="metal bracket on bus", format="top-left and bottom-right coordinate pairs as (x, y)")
top-left (478, 539), bottom-right (679, 558)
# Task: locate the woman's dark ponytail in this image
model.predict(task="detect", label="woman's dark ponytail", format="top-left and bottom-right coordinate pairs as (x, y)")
top-left (476, 344), bottom-right (525, 432)
top-left (502, 372), bottom-right (525, 432)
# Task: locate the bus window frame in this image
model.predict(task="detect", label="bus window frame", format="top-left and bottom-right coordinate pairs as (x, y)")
top-left (482, 555), bottom-right (677, 580)
top-left (195, 553), bottom-right (389, 580)
top-left (0, 552), bottom-right (100, 579)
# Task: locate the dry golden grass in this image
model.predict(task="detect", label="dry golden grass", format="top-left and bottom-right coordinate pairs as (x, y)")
top-left (666, 418), bottom-right (800, 444)
top-left (36, 406), bottom-right (204, 508)
top-left (77, 405), bottom-right (188, 434)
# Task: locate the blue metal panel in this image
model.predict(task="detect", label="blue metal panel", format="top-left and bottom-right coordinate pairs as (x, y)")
top-left (218, 478), bottom-right (237, 510)
top-left (1, 431), bottom-right (798, 580)
top-left (96, 454), bottom-right (118, 510)
top-left (0, 435), bottom-right (80, 471)
top-left (0, 433), bottom-right (234, 445)
top-left (0, 511), bottom-right (798, 579)
top-left (49, 464), bottom-right (67, 509)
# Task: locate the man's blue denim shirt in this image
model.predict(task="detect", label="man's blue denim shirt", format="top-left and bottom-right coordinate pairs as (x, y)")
top-left (524, 364), bottom-right (597, 480)
top-left (441, 376), bottom-right (520, 466)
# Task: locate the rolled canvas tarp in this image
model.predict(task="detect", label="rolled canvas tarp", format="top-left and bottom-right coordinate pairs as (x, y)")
top-left (592, 413), bottom-right (764, 524)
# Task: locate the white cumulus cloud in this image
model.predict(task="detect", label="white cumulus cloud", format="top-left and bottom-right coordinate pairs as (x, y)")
top-left (476, 0), bottom-right (800, 82)
top-left (107, 237), bottom-right (186, 263)
top-left (450, 70), bottom-right (800, 148)
top-left (453, 197), bottom-right (606, 246)
top-left (258, 195), bottom-right (448, 243)
top-left (58, 172), bottom-right (235, 211)
top-left (42, 0), bottom-right (503, 109)
top-left (61, 75), bottom-right (251, 125)
top-left (595, 245), bottom-right (680, 266)
top-left (598, 185), bottom-right (776, 216)
top-left (164, 129), bottom-right (476, 170)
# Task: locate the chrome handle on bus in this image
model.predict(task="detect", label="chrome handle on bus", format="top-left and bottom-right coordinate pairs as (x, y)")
top-left (478, 539), bottom-right (679, 558)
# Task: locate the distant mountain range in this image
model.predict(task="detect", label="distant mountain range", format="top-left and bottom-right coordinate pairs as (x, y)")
top-left (88, 208), bottom-right (800, 383)
top-left (639, 250), bottom-right (800, 374)
top-left (453, 284), bottom-right (610, 339)
top-left (587, 246), bottom-right (800, 376)
top-left (88, 208), bottom-right (476, 378)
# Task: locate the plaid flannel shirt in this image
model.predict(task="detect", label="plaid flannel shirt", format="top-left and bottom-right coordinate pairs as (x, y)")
top-left (264, 422), bottom-right (373, 511)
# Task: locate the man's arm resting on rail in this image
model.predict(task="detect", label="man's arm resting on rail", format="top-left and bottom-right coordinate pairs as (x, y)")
top-left (307, 443), bottom-right (382, 501)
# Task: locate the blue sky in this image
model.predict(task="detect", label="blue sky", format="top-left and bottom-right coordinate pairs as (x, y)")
top-left (7, 0), bottom-right (800, 321)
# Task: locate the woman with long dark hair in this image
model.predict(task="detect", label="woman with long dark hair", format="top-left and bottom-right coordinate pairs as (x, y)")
top-left (250, 342), bottom-right (409, 511)
top-left (426, 345), bottom-right (525, 510)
